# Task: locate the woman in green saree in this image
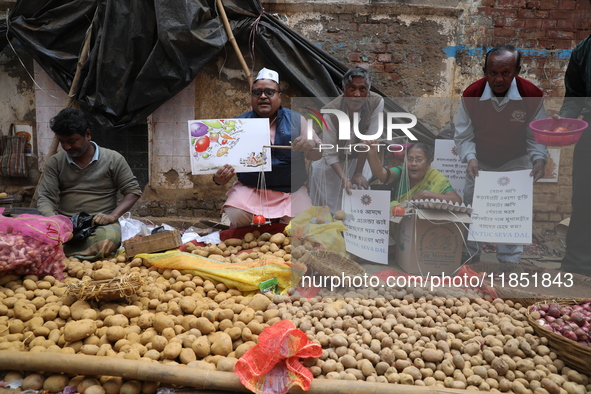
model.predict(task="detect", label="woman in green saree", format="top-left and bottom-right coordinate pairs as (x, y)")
top-left (368, 142), bottom-right (462, 207)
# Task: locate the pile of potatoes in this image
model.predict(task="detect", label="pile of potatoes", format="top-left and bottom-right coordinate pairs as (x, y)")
top-left (0, 257), bottom-right (279, 393)
top-left (184, 231), bottom-right (292, 263)
top-left (0, 229), bottom-right (590, 394)
top-left (283, 285), bottom-right (591, 394)
top-left (1, 371), bottom-right (159, 394)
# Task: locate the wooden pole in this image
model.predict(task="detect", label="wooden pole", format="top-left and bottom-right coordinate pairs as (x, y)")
top-left (30, 22), bottom-right (94, 208)
top-left (0, 352), bottom-right (471, 394)
top-left (216, 0), bottom-right (251, 84)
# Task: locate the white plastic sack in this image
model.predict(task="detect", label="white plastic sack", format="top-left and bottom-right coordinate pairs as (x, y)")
top-left (119, 213), bottom-right (150, 242)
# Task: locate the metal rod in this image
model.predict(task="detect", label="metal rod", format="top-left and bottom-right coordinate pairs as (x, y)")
top-left (263, 145), bottom-right (292, 149)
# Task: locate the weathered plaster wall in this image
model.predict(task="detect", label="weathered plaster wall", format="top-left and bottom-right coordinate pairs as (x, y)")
top-left (0, 30), bottom-right (39, 194)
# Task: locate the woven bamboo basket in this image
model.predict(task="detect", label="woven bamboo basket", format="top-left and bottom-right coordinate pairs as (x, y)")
top-left (297, 249), bottom-right (366, 279)
top-left (66, 273), bottom-right (147, 301)
top-left (469, 262), bottom-right (591, 307)
top-left (526, 299), bottom-right (591, 374)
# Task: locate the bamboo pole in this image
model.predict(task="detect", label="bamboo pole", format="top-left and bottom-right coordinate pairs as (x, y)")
top-left (0, 352), bottom-right (471, 394)
top-left (216, 0), bottom-right (251, 84)
top-left (30, 22), bottom-right (94, 208)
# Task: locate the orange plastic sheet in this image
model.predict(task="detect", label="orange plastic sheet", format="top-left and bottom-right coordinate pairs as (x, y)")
top-left (235, 319), bottom-right (322, 394)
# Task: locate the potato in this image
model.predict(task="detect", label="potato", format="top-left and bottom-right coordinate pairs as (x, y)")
top-left (216, 357), bottom-right (237, 372)
top-left (150, 332), bottom-right (170, 349)
top-left (93, 268), bottom-right (117, 281)
top-left (13, 300), bottom-right (35, 321)
top-left (122, 306), bottom-right (142, 319)
top-left (80, 344), bottom-right (100, 355)
top-left (8, 319), bottom-right (24, 334)
top-left (422, 348), bottom-right (443, 363)
top-left (563, 382), bottom-right (586, 394)
top-left (235, 341), bottom-right (256, 358)
top-left (106, 326), bottom-right (127, 342)
top-left (119, 380), bottom-right (142, 394)
top-left (107, 314), bottom-right (129, 327)
top-left (194, 317), bottom-right (215, 334)
top-left (162, 341), bottom-right (182, 359)
top-left (211, 332), bottom-right (232, 356)
top-left (43, 374), bottom-right (70, 393)
top-left (179, 347), bottom-right (197, 364)
top-left (4, 371), bottom-right (24, 382)
top-left (78, 378), bottom-right (101, 394)
top-left (269, 233), bottom-right (286, 245)
top-left (153, 314), bottom-right (174, 333)
top-left (22, 373), bottom-right (45, 390)
top-left (38, 304), bottom-right (60, 321)
top-left (541, 378), bottom-right (560, 394)
top-left (224, 238), bottom-right (242, 247)
top-left (70, 300), bottom-right (91, 320)
top-left (64, 319), bottom-right (97, 342)
top-left (192, 336), bottom-right (211, 358)
top-left (85, 386), bottom-right (105, 394)
top-left (248, 294), bottom-right (271, 312)
top-left (141, 381), bottom-right (159, 394)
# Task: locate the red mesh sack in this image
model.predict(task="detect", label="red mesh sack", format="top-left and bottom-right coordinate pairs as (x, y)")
top-left (0, 209), bottom-right (73, 281)
top-left (235, 319), bottom-right (322, 394)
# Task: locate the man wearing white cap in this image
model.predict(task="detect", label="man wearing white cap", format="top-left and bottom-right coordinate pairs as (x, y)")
top-left (212, 68), bottom-right (322, 227)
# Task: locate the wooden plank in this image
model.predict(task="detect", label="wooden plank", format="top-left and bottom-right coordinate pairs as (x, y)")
top-left (124, 230), bottom-right (182, 258)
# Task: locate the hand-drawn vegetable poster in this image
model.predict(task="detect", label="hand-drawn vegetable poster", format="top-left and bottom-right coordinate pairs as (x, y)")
top-left (188, 118), bottom-right (272, 175)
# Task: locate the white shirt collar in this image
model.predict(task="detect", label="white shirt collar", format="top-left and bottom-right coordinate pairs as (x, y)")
top-left (66, 141), bottom-right (100, 169)
top-left (481, 78), bottom-right (521, 105)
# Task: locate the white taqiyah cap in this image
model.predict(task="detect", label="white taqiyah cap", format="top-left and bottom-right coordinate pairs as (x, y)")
top-left (255, 68), bottom-right (279, 84)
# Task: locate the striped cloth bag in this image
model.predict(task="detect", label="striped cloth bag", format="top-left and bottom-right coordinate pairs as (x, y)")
top-left (0, 124), bottom-right (28, 177)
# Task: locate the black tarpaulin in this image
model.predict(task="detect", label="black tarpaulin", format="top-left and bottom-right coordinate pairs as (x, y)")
top-left (4, 0), bottom-right (435, 141)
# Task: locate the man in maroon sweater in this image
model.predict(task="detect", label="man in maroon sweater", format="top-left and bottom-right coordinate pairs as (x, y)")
top-left (454, 45), bottom-right (548, 264)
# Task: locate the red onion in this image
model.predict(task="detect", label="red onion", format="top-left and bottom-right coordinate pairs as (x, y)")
top-left (574, 328), bottom-right (588, 341)
top-left (539, 310), bottom-right (546, 318)
top-left (547, 306), bottom-right (561, 318)
top-left (563, 330), bottom-right (578, 341)
top-left (571, 312), bottom-right (586, 327)
top-left (545, 316), bottom-right (556, 323)
top-left (560, 306), bottom-right (572, 315)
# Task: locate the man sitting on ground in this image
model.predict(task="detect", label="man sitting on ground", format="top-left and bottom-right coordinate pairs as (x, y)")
top-left (37, 108), bottom-right (142, 260)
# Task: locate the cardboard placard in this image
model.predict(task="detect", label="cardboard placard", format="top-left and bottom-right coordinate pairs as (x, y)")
top-left (468, 170), bottom-right (533, 245)
top-left (342, 190), bottom-right (391, 265)
top-left (393, 209), bottom-right (471, 276)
